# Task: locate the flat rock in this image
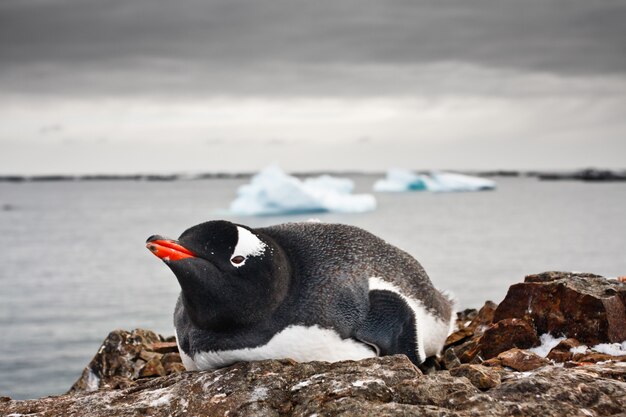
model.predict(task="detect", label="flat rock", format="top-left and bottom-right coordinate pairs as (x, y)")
top-left (449, 364), bottom-right (502, 390)
top-left (497, 348), bottom-right (549, 372)
top-left (3, 356), bottom-right (626, 417)
top-left (493, 272), bottom-right (626, 344)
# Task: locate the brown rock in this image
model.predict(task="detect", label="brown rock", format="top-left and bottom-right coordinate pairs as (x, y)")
top-left (445, 327), bottom-right (475, 346)
top-left (481, 358), bottom-right (503, 367)
top-left (163, 362), bottom-right (186, 375)
top-left (494, 271), bottom-right (626, 345)
top-left (442, 347), bottom-right (461, 370)
top-left (160, 352), bottom-right (182, 366)
top-left (468, 300), bottom-right (498, 332)
top-left (498, 348), bottom-right (549, 372)
top-left (4, 356), bottom-right (626, 417)
top-left (572, 352), bottom-right (626, 363)
top-left (69, 329), bottom-right (172, 393)
top-left (149, 341), bottom-right (179, 354)
top-left (445, 301), bottom-right (498, 349)
top-left (547, 338), bottom-right (581, 362)
top-left (139, 350), bottom-right (163, 363)
top-left (449, 364), bottom-right (502, 390)
top-left (139, 357), bottom-right (166, 378)
top-left (478, 318), bottom-right (540, 359)
top-left (454, 337), bottom-right (481, 363)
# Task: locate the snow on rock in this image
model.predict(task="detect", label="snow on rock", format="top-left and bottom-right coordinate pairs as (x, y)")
top-left (374, 169), bottom-right (496, 193)
top-left (589, 341), bottom-right (626, 356)
top-left (229, 166), bottom-right (376, 215)
top-left (529, 334), bottom-right (566, 358)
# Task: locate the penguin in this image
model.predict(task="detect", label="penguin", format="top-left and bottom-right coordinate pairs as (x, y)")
top-left (146, 220), bottom-right (454, 371)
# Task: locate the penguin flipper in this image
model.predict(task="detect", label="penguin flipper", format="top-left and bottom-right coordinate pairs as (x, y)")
top-left (354, 289), bottom-right (420, 365)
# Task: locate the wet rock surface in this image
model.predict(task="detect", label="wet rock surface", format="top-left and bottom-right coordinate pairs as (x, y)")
top-left (2, 272), bottom-right (625, 416)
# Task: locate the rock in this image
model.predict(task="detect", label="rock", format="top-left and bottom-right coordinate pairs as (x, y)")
top-left (164, 362), bottom-right (187, 375)
top-left (547, 338), bottom-right (581, 362)
top-left (449, 364), bottom-right (502, 390)
top-left (572, 352), bottom-right (626, 364)
top-left (69, 329), bottom-right (183, 393)
top-left (494, 271), bottom-right (626, 345)
top-left (150, 341), bottom-right (179, 354)
top-left (445, 301), bottom-right (497, 348)
top-left (161, 352), bottom-right (182, 366)
top-left (497, 348), bottom-right (549, 372)
top-left (139, 357), bottom-right (167, 378)
top-left (453, 337), bottom-right (481, 363)
top-left (139, 350), bottom-right (163, 363)
top-left (481, 357), bottom-right (503, 367)
top-left (478, 318), bottom-right (540, 359)
top-left (3, 356), bottom-right (626, 417)
top-left (441, 347), bottom-right (461, 370)
top-left (7, 272), bottom-right (626, 416)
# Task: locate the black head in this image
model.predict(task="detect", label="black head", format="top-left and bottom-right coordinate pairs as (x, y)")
top-left (146, 220), bottom-right (290, 330)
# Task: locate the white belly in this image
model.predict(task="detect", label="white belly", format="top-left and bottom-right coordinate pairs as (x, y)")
top-left (185, 325), bottom-right (376, 370)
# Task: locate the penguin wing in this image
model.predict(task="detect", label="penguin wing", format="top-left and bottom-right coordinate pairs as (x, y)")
top-left (354, 289), bottom-right (420, 365)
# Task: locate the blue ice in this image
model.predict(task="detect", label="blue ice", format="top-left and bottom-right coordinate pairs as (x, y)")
top-left (229, 166), bottom-right (377, 216)
top-left (374, 169), bottom-right (496, 192)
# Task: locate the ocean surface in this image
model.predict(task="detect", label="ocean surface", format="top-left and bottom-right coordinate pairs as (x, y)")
top-left (1, 176), bottom-right (625, 399)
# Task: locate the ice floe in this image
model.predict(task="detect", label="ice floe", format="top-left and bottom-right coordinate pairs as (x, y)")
top-left (374, 169), bottom-right (496, 193)
top-left (229, 166), bottom-right (376, 216)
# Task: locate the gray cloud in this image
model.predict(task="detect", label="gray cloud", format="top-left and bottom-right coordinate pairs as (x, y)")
top-left (1, 0), bottom-right (626, 97)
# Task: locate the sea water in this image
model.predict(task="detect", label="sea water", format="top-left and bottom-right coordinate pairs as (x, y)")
top-left (1, 176), bottom-right (625, 399)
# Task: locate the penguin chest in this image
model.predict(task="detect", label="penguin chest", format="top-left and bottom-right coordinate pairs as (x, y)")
top-left (183, 325), bottom-right (376, 370)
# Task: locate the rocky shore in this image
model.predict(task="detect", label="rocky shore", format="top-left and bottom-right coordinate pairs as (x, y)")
top-left (2, 271), bottom-right (625, 416)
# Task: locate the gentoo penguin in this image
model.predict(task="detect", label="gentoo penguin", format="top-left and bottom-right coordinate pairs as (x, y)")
top-left (146, 220), bottom-right (454, 370)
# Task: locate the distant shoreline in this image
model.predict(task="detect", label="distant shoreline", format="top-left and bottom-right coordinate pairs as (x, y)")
top-left (1, 169), bottom-right (625, 183)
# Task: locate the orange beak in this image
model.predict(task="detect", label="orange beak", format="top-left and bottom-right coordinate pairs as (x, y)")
top-left (146, 237), bottom-right (196, 262)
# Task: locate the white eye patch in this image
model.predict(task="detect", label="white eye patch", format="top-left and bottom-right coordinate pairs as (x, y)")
top-left (231, 226), bottom-right (267, 267)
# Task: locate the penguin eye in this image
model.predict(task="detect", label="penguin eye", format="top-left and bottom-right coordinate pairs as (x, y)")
top-left (231, 255), bottom-right (245, 265)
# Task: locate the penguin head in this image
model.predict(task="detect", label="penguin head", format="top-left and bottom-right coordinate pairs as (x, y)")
top-left (146, 220), bottom-right (290, 330)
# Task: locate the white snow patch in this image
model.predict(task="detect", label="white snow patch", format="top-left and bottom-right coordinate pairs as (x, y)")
top-left (570, 345), bottom-right (589, 355)
top-left (590, 341), bottom-right (626, 356)
top-left (229, 165), bottom-right (376, 215)
top-left (529, 334), bottom-right (566, 358)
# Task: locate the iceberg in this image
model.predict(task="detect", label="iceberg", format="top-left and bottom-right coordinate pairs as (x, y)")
top-left (373, 169), bottom-right (428, 192)
top-left (229, 166), bottom-right (377, 216)
top-left (374, 169), bottom-right (496, 193)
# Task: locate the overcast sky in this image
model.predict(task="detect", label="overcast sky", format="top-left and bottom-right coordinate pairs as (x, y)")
top-left (2, 0), bottom-right (625, 174)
